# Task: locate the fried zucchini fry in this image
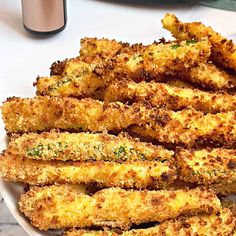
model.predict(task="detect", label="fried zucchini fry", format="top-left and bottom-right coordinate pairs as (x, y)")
top-left (79, 37), bottom-right (134, 64)
top-left (19, 185), bottom-right (221, 230)
top-left (211, 181), bottom-right (236, 196)
top-left (1, 97), bottom-right (154, 133)
top-left (36, 60), bottom-right (107, 98)
top-left (36, 40), bottom-right (210, 98)
top-left (80, 38), bottom-right (236, 91)
top-left (104, 80), bottom-right (236, 113)
top-left (162, 13), bottom-right (236, 71)
top-left (6, 131), bottom-right (173, 162)
top-left (221, 198), bottom-right (236, 216)
top-left (64, 209), bottom-right (235, 236)
top-left (0, 153), bottom-right (176, 188)
top-left (176, 148), bottom-right (236, 185)
top-left (179, 62), bottom-right (236, 91)
top-left (165, 77), bottom-right (195, 89)
top-left (131, 109), bottom-right (236, 148)
top-left (50, 38), bottom-right (144, 76)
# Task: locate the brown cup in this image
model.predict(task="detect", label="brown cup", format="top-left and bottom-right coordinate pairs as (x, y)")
top-left (21, 0), bottom-right (67, 35)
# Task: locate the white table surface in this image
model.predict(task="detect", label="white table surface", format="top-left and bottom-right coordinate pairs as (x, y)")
top-left (0, 1), bottom-right (235, 235)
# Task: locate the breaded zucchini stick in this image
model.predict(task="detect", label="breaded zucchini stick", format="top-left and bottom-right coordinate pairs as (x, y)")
top-left (6, 131), bottom-right (173, 162)
top-left (131, 109), bottom-right (236, 148)
top-left (64, 209), bottom-right (235, 236)
top-left (176, 148), bottom-right (236, 185)
top-left (162, 13), bottom-right (236, 71)
top-left (19, 185), bottom-right (221, 230)
top-left (79, 37), bottom-right (134, 64)
top-left (179, 62), bottom-right (236, 91)
top-left (165, 77), bottom-right (195, 89)
top-left (221, 198), bottom-right (236, 216)
top-left (104, 80), bottom-right (236, 113)
top-left (36, 60), bottom-right (108, 98)
top-left (0, 153), bottom-right (176, 188)
top-left (79, 37), bottom-right (236, 91)
top-left (36, 40), bottom-right (210, 98)
top-left (50, 38), bottom-right (144, 76)
top-left (211, 181), bottom-right (236, 196)
top-left (1, 97), bottom-right (154, 133)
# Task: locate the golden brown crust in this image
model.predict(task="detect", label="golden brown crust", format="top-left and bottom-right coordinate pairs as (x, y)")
top-left (130, 109), bottom-right (236, 148)
top-left (165, 77), bottom-right (195, 89)
top-left (176, 148), bottom-right (236, 185)
top-left (64, 209), bottom-right (236, 236)
top-left (50, 59), bottom-right (69, 76)
top-left (221, 198), bottom-right (236, 217)
top-left (79, 37), bottom-right (132, 64)
top-left (179, 62), bottom-right (236, 91)
top-left (36, 40), bottom-right (210, 98)
top-left (6, 131), bottom-right (173, 162)
top-left (79, 37), bottom-right (236, 91)
top-left (19, 185), bottom-right (221, 230)
top-left (1, 97), bottom-right (155, 133)
top-left (104, 80), bottom-right (236, 113)
top-left (0, 153), bottom-right (176, 188)
top-left (210, 181), bottom-right (236, 196)
top-left (162, 13), bottom-right (236, 71)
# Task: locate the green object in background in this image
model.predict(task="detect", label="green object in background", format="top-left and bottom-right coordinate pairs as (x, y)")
top-left (198, 0), bottom-right (236, 11)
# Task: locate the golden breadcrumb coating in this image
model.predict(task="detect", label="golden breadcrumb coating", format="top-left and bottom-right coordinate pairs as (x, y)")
top-left (162, 13), bottom-right (236, 71)
top-left (36, 60), bottom-right (107, 98)
top-left (50, 38), bottom-right (144, 76)
top-left (221, 198), bottom-right (236, 217)
top-left (211, 181), bottom-right (236, 196)
top-left (176, 148), bottom-right (236, 185)
top-left (19, 185), bottom-right (221, 230)
top-left (104, 80), bottom-right (236, 113)
top-left (0, 153), bottom-right (176, 188)
top-left (79, 37), bottom-right (132, 64)
top-left (6, 131), bottom-right (173, 162)
top-left (179, 62), bottom-right (236, 91)
top-left (64, 209), bottom-right (235, 236)
top-left (131, 109), bottom-right (236, 148)
top-left (36, 40), bottom-right (210, 98)
top-left (79, 37), bottom-right (236, 91)
top-left (165, 78), bottom-right (195, 89)
top-left (1, 97), bottom-right (154, 133)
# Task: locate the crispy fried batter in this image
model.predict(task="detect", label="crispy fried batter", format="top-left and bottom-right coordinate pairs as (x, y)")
top-left (211, 181), bottom-right (236, 196)
top-left (176, 148), bottom-right (236, 185)
top-left (36, 60), bottom-right (107, 98)
top-left (50, 38), bottom-right (144, 76)
top-left (221, 198), bottom-right (236, 216)
top-left (6, 131), bottom-right (173, 162)
top-left (131, 109), bottom-right (236, 148)
top-left (80, 38), bottom-right (236, 91)
top-left (162, 13), bottom-right (236, 71)
top-left (79, 37), bottom-right (236, 91)
top-left (1, 97), bottom-right (155, 133)
top-left (19, 185), bottom-right (221, 230)
top-left (36, 40), bottom-right (210, 98)
top-left (0, 153), bottom-right (176, 188)
top-left (179, 62), bottom-right (236, 91)
top-left (64, 209), bottom-right (235, 236)
top-left (165, 77), bottom-right (195, 89)
top-left (80, 38), bottom-right (234, 92)
top-left (50, 59), bottom-right (69, 76)
top-left (3, 97), bottom-right (235, 147)
top-left (79, 37), bottom-right (132, 64)
top-left (104, 80), bottom-right (236, 113)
